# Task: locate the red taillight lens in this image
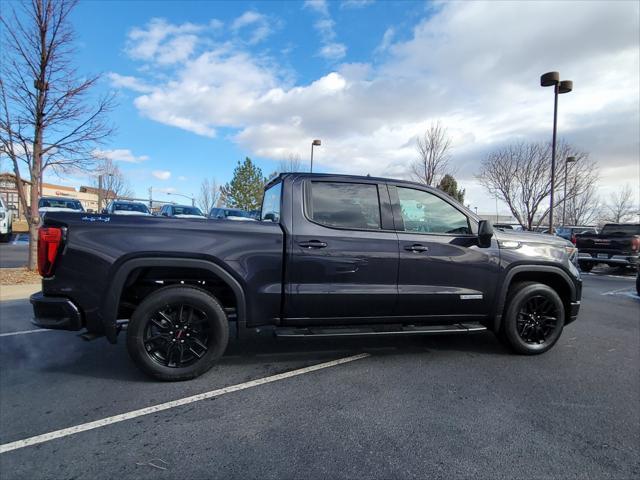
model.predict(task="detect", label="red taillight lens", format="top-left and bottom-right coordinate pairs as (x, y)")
top-left (632, 236), bottom-right (640, 252)
top-left (38, 227), bottom-right (63, 277)
top-left (571, 234), bottom-right (577, 245)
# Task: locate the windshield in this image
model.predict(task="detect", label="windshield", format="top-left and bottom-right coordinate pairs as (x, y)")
top-left (600, 224), bottom-right (640, 236)
top-left (39, 198), bottom-right (84, 211)
top-left (174, 206), bottom-right (203, 216)
top-left (113, 203), bottom-right (149, 213)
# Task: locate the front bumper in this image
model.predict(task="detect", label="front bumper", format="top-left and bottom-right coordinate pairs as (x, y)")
top-left (30, 292), bottom-right (82, 330)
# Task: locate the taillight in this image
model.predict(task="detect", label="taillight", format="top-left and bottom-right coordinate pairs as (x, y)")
top-left (632, 236), bottom-right (640, 252)
top-left (571, 234), bottom-right (576, 245)
top-left (38, 227), bottom-right (63, 277)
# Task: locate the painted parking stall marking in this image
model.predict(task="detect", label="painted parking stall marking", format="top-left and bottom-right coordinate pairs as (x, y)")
top-left (0, 353), bottom-right (370, 454)
top-left (0, 329), bottom-right (50, 338)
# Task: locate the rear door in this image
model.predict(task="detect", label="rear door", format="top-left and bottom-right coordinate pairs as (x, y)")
top-left (284, 178), bottom-right (399, 323)
top-left (390, 184), bottom-right (498, 320)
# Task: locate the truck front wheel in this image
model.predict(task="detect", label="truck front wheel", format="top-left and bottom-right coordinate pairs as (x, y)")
top-left (126, 286), bottom-right (229, 381)
top-left (498, 282), bottom-right (565, 355)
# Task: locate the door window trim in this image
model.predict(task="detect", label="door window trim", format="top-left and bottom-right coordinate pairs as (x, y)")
top-left (388, 184), bottom-right (477, 236)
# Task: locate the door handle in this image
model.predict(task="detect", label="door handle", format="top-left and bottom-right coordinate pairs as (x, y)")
top-left (404, 244), bottom-right (429, 253)
top-left (298, 240), bottom-right (328, 249)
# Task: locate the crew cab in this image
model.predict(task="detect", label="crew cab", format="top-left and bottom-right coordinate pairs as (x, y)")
top-left (31, 174), bottom-right (582, 381)
top-left (576, 223), bottom-right (640, 271)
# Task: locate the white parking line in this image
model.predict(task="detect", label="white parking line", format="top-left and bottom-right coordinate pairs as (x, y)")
top-left (0, 353), bottom-right (370, 454)
top-left (601, 288), bottom-right (637, 297)
top-left (0, 329), bottom-right (50, 338)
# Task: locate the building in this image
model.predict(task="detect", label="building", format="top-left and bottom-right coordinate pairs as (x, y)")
top-left (0, 173), bottom-right (104, 221)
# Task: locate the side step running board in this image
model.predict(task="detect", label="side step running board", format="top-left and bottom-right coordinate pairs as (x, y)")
top-left (274, 323), bottom-right (487, 338)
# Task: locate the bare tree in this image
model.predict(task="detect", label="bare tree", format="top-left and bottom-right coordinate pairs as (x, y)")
top-left (564, 183), bottom-right (600, 226)
top-left (0, 0), bottom-right (114, 269)
top-left (197, 177), bottom-right (220, 214)
top-left (477, 141), bottom-right (598, 230)
top-left (411, 121), bottom-right (451, 186)
top-left (91, 158), bottom-right (133, 204)
top-left (603, 184), bottom-right (637, 223)
top-left (279, 152), bottom-right (303, 173)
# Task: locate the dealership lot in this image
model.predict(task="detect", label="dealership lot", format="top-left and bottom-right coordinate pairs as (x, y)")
top-left (0, 272), bottom-right (638, 479)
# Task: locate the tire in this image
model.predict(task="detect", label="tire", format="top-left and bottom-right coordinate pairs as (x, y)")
top-left (126, 286), bottom-right (229, 381)
top-left (579, 262), bottom-right (593, 272)
top-left (498, 282), bottom-right (565, 355)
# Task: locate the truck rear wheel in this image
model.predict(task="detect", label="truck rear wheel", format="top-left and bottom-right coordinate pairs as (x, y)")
top-left (498, 282), bottom-right (565, 355)
top-left (126, 286), bottom-right (229, 381)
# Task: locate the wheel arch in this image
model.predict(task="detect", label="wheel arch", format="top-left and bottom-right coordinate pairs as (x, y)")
top-left (493, 265), bottom-right (577, 332)
top-left (101, 257), bottom-right (247, 343)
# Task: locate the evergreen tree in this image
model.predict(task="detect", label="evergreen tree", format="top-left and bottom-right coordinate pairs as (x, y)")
top-left (221, 158), bottom-right (265, 211)
top-left (437, 174), bottom-right (465, 204)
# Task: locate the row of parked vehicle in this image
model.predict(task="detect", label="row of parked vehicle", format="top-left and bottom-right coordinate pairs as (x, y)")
top-left (37, 196), bottom-right (258, 221)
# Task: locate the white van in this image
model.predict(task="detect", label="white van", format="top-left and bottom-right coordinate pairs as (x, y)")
top-left (0, 197), bottom-right (13, 242)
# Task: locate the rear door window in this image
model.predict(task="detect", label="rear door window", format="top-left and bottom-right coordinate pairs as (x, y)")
top-left (308, 182), bottom-right (381, 230)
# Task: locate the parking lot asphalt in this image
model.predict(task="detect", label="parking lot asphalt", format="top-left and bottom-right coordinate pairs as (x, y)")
top-left (0, 237), bottom-right (29, 268)
top-left (0, 272), bottom-right (638, 480)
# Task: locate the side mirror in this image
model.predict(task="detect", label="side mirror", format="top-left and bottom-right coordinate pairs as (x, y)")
top-left (161, 212), bottom-right (168, 217)
top-left (263, 213), bottom-right (277, 222)
top-left (478, 220), bottom-right (494, 248)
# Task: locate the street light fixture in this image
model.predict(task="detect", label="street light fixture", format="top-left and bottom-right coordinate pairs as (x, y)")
top-left (562, 156), bottom-right (576, 226)
top-left (167, 192), bottom-right (195, 207)
top-left (310, 139), bottom-right (321, 173)
top-left (541, 71), bottom-right (573, 234)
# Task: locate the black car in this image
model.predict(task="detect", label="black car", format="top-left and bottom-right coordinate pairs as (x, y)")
top-left (159, 204), bottom-right (205, 218)
top-left (576, 223), bottom-right (640, 271)
top-left (31, 173), bottom-right (581, 380)
top-left (208, 207), bottom-right (255, 221)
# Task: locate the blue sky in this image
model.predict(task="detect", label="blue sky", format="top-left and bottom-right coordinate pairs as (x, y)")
top-left (14, 0), bottom-right (640, 212)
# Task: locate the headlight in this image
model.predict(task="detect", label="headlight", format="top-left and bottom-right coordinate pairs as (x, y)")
top-left (565, 246), bottom-right (578, 263)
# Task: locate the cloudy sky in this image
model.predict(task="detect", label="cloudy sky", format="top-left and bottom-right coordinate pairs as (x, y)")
top-left (37, 0), bottom-right (640, 212)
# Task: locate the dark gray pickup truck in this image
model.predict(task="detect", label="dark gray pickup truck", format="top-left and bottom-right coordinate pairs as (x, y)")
top-left (576, 223), bottom-right (640, 272)
top-left (32, 173), bottom-right (582, 380)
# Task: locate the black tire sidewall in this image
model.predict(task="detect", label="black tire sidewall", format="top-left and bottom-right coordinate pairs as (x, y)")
top-left (503, 283), bottom-right (565, 355)
top-left (579, 262), bottom-right (593, 272)
top-left (126, 286), bottom-right (229, 381)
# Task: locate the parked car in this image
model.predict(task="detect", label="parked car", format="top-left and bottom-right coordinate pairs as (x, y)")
top-left (0, 196), bottom-right (13, 242)
top-left (209, 207), bottom-right (255, 221)
top-left (31, 173), bottom-right (582, 381)
top-left (159, 204), bottom-right (205, 218)
top-left (103, 200), bottom-right (151, 216)
top-left (576, 223), bottom-right (640, 272)
top-left (555, 225), bottom-right (598, 244)
top-left (38, 196), bottom-right (84, 214)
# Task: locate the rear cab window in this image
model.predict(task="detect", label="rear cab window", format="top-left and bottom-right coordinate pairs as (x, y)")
top-left (261, 182), bottom-right (282, 222)
top-left (307, 181), bottom-right (381, 230)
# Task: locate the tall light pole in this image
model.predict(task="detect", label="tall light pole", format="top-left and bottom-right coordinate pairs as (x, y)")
top-left (310, 139), bottom-right (321, 173)
top-left (167, 192), bottom-right (195, 207)
top-left (562, 156), bottom-right (576, 225)
top-left (541, 71), bottom-right (573, 234)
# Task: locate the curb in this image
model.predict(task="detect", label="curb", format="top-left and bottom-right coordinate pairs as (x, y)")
top-left (0, 284), bottom-right (40, 302)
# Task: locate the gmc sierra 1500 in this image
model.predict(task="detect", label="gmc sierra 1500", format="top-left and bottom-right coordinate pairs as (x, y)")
top-left (31, 173), bottom-right (582, 380)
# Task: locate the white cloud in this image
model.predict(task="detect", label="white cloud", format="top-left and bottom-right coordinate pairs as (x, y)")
top-left (93, 149), bottom-right (149, 163)
top-left (108, 73), bottom-right (153, 93)
top-left (178, 175), bottom-right (187, 181)
top-left (152, 170), bottom-right (171, 180)
top-left (115, 2), bottom-right (639, 209)
top-left (375, 27), bottom-right (394, 54)
top-left (231, 10), bottom-right (278, 45)
top-left (304, 0), bottom-right (347, 60)
top-left (125, 18), bottom-right (205, 65)
top-left (340, 0), bottom-right (374, 9)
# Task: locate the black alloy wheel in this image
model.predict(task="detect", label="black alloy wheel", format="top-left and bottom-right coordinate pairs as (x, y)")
top-left (499, 282), bottom-right (565, 355)
top-left (127, 286), bottom-right (229, 381)
top-left (143, 304), bottom-right (211, 368)
top-left (515, 294), bottom-right (560, 345)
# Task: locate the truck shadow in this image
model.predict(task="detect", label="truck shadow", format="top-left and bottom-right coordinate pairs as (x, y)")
top-left (5, 330), bottom-right (510, 383)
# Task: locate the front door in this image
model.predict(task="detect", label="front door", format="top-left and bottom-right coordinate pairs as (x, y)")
top-left (285, 179), bottom-right (399, 323)
top-left (390, 185), bottom-right (498, 320)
